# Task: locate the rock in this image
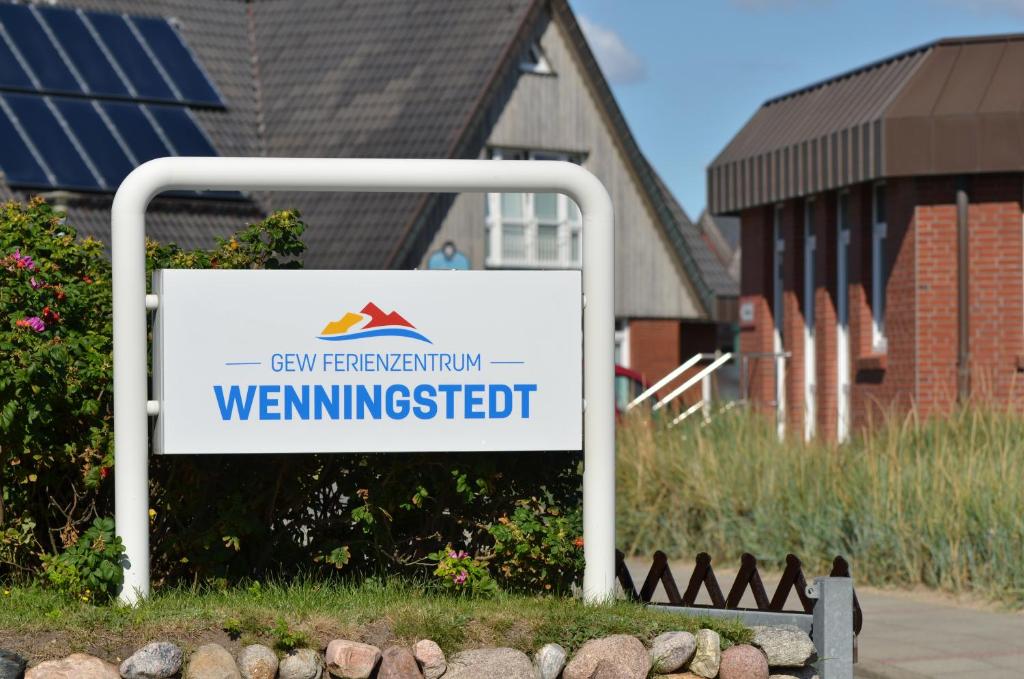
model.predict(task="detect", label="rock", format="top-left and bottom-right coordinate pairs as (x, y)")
top-left (325, 639), bottom-right (381, 679)
top-left (588, 660), bottom-right (618, 679)
top-left (25, 653), bottom-right (119, 679)
top-left (120, 642), bottom-right (183, 679)
top-left (563, 634), bottom-right (650, 679)
top-left (185, 644), bottom-right (241, 679)
top-left (533, 643), bottom-right (567, 679)
top-left (377, 647), bottom-right (422, 679)
top-left (237, 645), bottom-right (279, 679)
top-left (649, 631), bottom-right (697, 673)
top-left (719, 645), bottom-right (769, 679)
top-left (412, 640), bottom-right (445, 679)
top-left (751, 626), bottom-right (817, 668)
top-left (0, 649), bottom-right (27, 679)
top-left (658, 674), bottom-right (703, 679)
top-left (687, 629), bottom-right (721, 679)
top-left (279, 649), bottom-right (323, 679)
top-left (768, 668), bottom-right (819, 679)
top-left (444, 648), bottom-right (534, 679)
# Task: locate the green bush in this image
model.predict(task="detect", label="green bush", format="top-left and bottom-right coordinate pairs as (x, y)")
top-left (1, 198), bottom-right (583, 594)
top-left (486, 494), bottom-right (584, 593)
top-left (40, 516), bottom-right (124, 602)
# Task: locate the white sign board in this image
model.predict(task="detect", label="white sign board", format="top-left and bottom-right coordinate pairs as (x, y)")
top-left (152, 269), bottom-right (582, 454)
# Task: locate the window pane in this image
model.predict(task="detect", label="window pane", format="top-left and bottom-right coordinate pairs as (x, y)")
top-left (571, 231), bottom-right (580, 263)
top-left (537, 224), bottom-right (558, 262)
top-left (535, 192), bottom-right (558, 221)
top-left (502, 223), bottom-right (525, 261)
top-left (501, 193), bottom-right (523, 220)
top-left (568, 199), bottom-right (581, 224)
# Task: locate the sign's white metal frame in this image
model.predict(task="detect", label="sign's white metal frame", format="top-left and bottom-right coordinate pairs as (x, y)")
top-left (112, 157), bottom-right (615, 605)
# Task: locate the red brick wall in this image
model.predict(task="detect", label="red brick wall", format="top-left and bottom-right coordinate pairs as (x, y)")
top-left (628, 319), bottom-right (720, 406)
top-left (965, 175), bottom-right (1024, 406)
top-left (777, 201), bottom-right (804, 436)
top-left (628, 319), bottom-right (681, 401)
top-left (738, 172), bottom-right (1024, 434)
top-left (739, 206), bottom-right (775, 414)
top-left (813, 194), bottom-right (839, 441)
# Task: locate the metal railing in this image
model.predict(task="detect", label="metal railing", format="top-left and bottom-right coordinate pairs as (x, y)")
top-left (625, 352), bottom-right (736, 422)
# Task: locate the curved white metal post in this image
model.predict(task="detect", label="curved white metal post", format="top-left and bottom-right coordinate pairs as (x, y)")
top-left (112, 157), bottom-right (616, 604)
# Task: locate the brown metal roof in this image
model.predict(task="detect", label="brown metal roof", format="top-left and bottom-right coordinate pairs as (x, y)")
top-left (708, 34), bottom-right (1024, 214)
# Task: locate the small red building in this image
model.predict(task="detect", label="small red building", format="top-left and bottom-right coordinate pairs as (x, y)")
top-left (708, 34), bottom-right (1024, 440)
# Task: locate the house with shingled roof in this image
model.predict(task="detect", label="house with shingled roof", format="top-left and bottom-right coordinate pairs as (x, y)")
top-left (0, 0), bottom-right (737, 398)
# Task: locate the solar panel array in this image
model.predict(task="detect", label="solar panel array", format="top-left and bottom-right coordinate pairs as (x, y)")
top-left (0, 2), bottom-right (224, 194)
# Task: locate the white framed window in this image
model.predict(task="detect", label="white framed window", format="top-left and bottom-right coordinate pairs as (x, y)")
top-left (485, 148), bottom-right (582, 268)
top-left (871, 182), bottom-right (888, 352)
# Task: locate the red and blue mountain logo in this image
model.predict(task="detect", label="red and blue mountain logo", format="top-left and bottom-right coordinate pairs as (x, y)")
top-left (318, 302), bottom-right (431, 344)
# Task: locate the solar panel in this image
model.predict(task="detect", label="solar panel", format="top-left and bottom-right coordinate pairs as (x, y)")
top-left (101, 100), bottom-right (173, 164)
top-left (54, 97), bottom-right (135, 189)
top-left (0, 27), bottom-right (33, 90)
top-left (86, 11), bottom-right (176, 102)
top-left (3, 93), bottom-right (100, 191)
top-left (0, 98), bottom-right (50, 188)
top-left (0, 6), bottom-right (227, 197)
top-left (0, 4), bottom-right (81, 94)
top-left (39, 6), bottom-right (131, 98)
top-left (148, 106), bottom-right (217, 156)
top-left (131, 16), bottom-right (221, 106)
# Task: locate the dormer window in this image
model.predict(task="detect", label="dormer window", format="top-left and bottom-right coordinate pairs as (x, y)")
top-left (519, 41), bottom-right (552, 75)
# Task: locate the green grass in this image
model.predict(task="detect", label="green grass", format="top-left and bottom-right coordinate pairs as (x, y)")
top-left (617, 406), bottom-right (1024, 606)
top-left (0, 577), bottom-right (751, 659)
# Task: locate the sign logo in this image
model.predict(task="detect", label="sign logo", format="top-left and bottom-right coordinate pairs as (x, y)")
top-left (318, 302), bottom-right (431, 344)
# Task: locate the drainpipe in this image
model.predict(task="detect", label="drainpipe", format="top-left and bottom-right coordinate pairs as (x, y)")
top-left (956, 178), bottom-right (969, 403)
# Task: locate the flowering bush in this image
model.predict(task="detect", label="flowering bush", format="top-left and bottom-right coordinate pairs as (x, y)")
top-left (428, 544), bottom-right (497, 594)
top-left (485, 494), bottom-right (584, 593)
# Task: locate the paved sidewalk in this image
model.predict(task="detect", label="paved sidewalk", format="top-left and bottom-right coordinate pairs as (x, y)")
top-left (625, 559), bottom-right (1024, 678)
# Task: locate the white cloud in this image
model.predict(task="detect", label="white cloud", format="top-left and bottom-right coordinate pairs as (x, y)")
top-left (578, 15), bottom-right (647, 85)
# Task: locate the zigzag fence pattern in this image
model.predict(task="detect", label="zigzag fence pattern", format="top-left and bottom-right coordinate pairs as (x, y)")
top-left (616, 550), bottom-right (863, 636)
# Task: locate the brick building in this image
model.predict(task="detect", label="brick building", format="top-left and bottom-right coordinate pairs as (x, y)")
top-left (707, 34), bottom-right (1024, 440)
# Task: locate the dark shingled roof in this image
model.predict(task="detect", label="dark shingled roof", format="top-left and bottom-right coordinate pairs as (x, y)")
top-left (1, 0), bottom-right (733, 313)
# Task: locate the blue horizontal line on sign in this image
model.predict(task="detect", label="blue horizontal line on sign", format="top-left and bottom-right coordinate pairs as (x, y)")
top-left (490, 360), bottom-right (525, 365)
top-left (225, 361), bottom-right (261, 366)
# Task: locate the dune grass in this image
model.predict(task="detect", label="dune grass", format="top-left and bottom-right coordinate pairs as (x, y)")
top-left (0, 577), bottom-right (751, 661)
top-left (616, 406), bottom-right (1024, 606)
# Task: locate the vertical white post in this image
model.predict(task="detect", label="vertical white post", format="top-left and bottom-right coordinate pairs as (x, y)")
top-left (701, 373), bottom-right (711, 422)
top-left (112, 157), bottom-right (615, 604)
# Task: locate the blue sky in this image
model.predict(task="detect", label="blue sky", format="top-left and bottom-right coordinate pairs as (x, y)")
top-left (569, 0), bottom-right (1024, 217)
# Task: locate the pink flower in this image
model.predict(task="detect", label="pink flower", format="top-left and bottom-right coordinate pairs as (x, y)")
top-left (453, 570), bottom-right (468, 585)
top-left (449, 550), bottom-right (458, 559)
top-left (15, 316), bottom-right (45, 332)
top-left (29, 276), bottom-right (42, 289)
top-left (10, 249), bottom-right (35, 271)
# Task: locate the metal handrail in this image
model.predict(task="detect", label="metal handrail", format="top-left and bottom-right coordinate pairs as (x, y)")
top-left (625, 353), bottom-right (704, 411)
top-left (652, 352), bottom-right (734, 411)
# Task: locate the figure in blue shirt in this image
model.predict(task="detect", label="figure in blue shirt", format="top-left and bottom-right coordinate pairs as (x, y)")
top-left (427, 240), bottom-right (470, 270)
